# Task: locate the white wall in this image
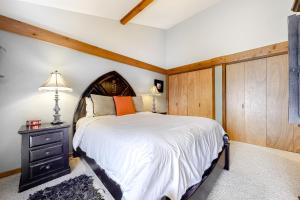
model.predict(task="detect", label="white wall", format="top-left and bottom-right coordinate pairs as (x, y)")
top-left (0, 0), bottom-right (165, 67)
top-left (0, 1), bottom-right (167, 172)
top-left (0, 30), bottom-right (165, 173)
top-left (214, 65), bottom-right (222, 125)
top-left (165, 0), bottom-right (294, 68)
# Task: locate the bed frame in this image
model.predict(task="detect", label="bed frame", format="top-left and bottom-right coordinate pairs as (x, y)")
top-left (72, 71), bottom-right (230, 200)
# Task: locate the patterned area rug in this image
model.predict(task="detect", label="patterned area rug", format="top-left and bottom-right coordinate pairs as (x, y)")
top-left (28, 175), bottom-right (105, 200)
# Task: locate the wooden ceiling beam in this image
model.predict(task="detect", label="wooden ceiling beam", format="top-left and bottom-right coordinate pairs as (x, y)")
top-left (0, 15), bottom-right (167, 74)
top-left (120, 0), bottom-right (154, 25)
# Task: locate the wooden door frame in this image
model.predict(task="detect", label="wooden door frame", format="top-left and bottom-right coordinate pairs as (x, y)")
top-left (212, 66), bottom-right (216, 120)
top-left (222, 64), bottom-right (227, 130)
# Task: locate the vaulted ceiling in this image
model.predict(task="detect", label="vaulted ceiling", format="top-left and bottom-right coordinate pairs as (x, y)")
top-left (17, 0), bottom-right (222, 29)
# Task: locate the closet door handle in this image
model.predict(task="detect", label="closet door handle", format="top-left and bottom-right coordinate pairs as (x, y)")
top-left (242, 104), bottom-right (245, 109)
top-left (198, 103), bottom-right (201, 107)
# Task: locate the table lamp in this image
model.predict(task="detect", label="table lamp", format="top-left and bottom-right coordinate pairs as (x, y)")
top-left (39, 70), bottom-right (72, 124)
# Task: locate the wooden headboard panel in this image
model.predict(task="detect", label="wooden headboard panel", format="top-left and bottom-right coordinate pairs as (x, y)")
top-left (72, 71), bottom-right (136, 133)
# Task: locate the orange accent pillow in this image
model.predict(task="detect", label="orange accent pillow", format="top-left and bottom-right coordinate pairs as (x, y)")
top-left (113, 96), bottom-right (136, 116)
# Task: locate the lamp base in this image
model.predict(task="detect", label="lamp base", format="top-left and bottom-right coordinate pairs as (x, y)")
top-left (52, 91), bottom-right (62, 125)
top-left (152, 96), bottom-right (156, 113)
top-left (51, 121), bottom-right (63, 125)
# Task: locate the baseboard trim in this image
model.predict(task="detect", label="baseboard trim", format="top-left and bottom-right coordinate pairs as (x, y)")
top-left (0, 168), bottom-right (21, 179)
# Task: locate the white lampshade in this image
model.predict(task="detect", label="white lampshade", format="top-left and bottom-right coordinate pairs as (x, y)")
top-left (150, 85), bottom-right (160, 96)
top-left (39, 70), bottom-right (72, 92)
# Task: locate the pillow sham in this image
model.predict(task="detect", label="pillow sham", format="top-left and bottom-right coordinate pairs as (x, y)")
top-left (85, 97), bottom-right (94, 117)
top-left (132, 96), bottom-right (144, 112)
top-left (91, 94), bottom-right (116, 116)
top-left (113, 96), bottom-right (136, 116)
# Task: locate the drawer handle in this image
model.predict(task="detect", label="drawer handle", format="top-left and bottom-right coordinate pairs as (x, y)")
top-left (45, 151), bottom-right (50, 155)
top-left (45, 137), bottom-right (51, 141)
top-left (40, 164), bottom-right (51, 170)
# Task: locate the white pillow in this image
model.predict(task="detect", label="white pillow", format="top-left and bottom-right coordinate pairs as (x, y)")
top-left (91, 94), bottom-right (116, 116)
top-left (132, 96), bottom-right (144, 112)
top-left (85, 97), bottom-right (94, 117)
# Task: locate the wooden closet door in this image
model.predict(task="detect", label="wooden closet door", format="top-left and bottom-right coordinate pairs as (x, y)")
top-left (168, 73), bottom-right (188, 115)
top-left (187, 68), bottom-right (214, 118)
top-left (245, 59), bottom-right (267, 146)
top-left (293, 126), bottom-right (300, 153)
top-left (187, 70), bottom-right (201, 116)
top-left (226, 63), bottom-right (246, 142)
top-left (199, 68), bottom-right (214, 118)
top-left (169, 75), bottom-right (178, 115)
top-left (267, 54), bottom-right (294, 151)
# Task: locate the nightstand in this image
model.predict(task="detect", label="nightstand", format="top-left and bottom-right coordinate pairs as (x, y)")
top-left (18, 123), bottom-right (71, 192)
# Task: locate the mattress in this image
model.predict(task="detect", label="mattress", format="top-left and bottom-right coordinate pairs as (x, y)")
top-left (73, 112), bottom-right (225, 200)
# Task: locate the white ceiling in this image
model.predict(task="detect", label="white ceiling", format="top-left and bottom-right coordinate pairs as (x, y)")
top-left (17, 0), bottom-right (221, 29)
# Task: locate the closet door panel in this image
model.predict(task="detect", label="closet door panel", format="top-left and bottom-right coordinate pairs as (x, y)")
top-left (226, 63), bottom-right (245, 142)
top-left (199, 68), bottom-right (214, 118)
top-left (267, 55), bottom-right (293, 151)
top-left (177, 73), bottom-right (188, 115)
top-left (187, 68), bottom-right (214, 118)
top-left (168, 73), bottom-right (188, 115)
top-left (245, 59), bottom-right (267, 146)
top-left (187, 70), bottom-right (201, 116)
top-left (168, 75), bottom-right (178, 115)
top-left (294, 125), bottom-right (300, 153)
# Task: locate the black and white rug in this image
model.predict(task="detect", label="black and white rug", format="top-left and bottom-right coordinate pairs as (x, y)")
top-left (28, 175), bottom-right (105, 200)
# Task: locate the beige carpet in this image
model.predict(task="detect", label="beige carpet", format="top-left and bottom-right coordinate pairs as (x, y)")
top-left (0, 141), bottom-right (299, 200)
top-left (207, 141), bottom-right (300, 200)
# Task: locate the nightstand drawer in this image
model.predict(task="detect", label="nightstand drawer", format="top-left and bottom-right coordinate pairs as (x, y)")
top-left (30, 157), bottom-right (64, 179)
top-left (30, 144), bottom-right (63, 162)
top-left (30, 131), bottom-right (63, 147)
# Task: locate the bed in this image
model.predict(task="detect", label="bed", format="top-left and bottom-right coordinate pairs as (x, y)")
top-left (72, 71), bottom-right (229, 200)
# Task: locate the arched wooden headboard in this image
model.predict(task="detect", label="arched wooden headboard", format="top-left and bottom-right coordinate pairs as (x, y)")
top-left (72, 71), bottom-right (136, 134)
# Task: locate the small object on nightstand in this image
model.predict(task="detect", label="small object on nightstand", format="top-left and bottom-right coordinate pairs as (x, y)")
top-left (153, 112), bottom-right (167, 115)
top-left (26, 120), bottom-right (41, 127)
top-left (18, 123), bottom-right (71, 192)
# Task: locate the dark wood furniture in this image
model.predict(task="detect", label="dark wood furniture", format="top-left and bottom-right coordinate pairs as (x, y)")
top-left (153, 112), bottom-right (167, 115)
top-left (72, 71), bottom-right (230, 200)
top-left (18, 123), bottom-right (71, 192)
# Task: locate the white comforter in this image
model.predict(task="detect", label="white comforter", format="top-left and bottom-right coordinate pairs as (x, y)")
top-left (73, 112), bottom-right (225, 200)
